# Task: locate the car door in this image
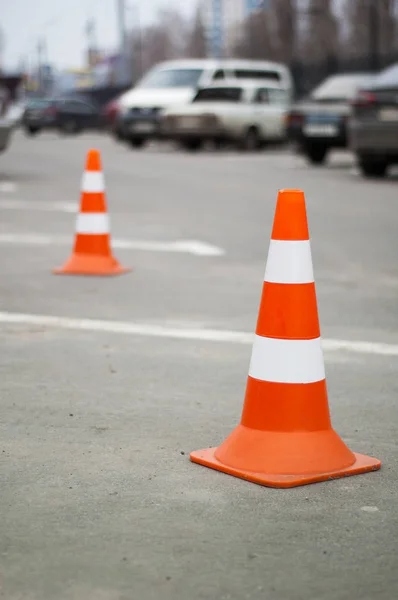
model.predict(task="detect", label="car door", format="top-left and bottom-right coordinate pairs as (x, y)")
top-left (61, 99), bottom-right (98, 129)
top-left (252, 87), bottom-right (275, 138)
top-left (267, 88), bottom-right (290, 138)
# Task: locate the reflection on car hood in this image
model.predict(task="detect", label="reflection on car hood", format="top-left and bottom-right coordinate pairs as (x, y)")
top-left (119, 87), bottom-right (195, 109)
top-left (291, 100), bottom-right (351, 116)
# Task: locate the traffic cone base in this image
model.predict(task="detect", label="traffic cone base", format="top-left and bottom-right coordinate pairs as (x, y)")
top-left (190, 189), bottom-right (381, 488)
top-left (190, 429), bottom-right (381, 489)
top-left (53, 254), bottom-right (130, 277)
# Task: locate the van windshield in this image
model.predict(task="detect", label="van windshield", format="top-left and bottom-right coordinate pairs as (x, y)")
top-left (137, 68), bottom-right (204, 89)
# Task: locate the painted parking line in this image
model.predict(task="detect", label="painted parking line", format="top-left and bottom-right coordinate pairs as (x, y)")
top-left (0, 182), bottom-right (17, 193)
top-left (0, 310), bottom-right (397, 357)
top-left (0, 199), bottom-right (76, 212)
top-left (0, 233), bottom-right (225, 257)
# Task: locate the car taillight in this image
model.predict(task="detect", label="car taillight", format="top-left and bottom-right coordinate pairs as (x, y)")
top-left (351, 91), bottom-right (376, 108)
top-left (45, 105), bottom-right (58, 116)
top-left (104, 101), bottom-right (119, 121)
top-left (286, 112), bottom-right (303, 126)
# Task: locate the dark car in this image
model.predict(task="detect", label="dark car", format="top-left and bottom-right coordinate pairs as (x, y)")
top-left (286, 73), bottom-right (375, 165)
top-left (22, 96), bottom-right (104, 135)
top-left (117, 106), bottom-right (163, 149)
top-left (349, 62), bottom-right (398, 178)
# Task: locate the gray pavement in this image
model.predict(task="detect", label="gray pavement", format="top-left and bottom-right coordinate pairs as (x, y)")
top-left (1, 131), bottom-right (398, 600)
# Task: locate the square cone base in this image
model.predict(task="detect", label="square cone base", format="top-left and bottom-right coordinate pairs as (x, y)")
top-left (53, 255), bottom-right (131, 277)
top-left (190, 448), bottom-right (381, 489)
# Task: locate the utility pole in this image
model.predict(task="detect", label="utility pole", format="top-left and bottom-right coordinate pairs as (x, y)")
top-left (117, 0), bottom-right (130, 82)
top-left (369, 0), bottom-right (379, 72)
top-left (37, 37), bottom-right (45, 95)
top-left (86, 18), bottom-right (97, 67)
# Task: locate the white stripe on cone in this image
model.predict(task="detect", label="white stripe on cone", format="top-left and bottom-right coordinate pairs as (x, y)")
top-left (76, 213), bottom-right (110, 234)
top-left (81, 171), bottom-right (105, 193)
top-left (248, 335), bottom-right (325, 384)
top-left (264, 240), bottom-right (314, 284)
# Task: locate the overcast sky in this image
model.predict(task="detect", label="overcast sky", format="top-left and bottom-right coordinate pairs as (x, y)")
top-left (1, 0), bottom-right (196, 71)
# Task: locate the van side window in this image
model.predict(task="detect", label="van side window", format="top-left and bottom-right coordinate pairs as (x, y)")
top-left (234, 70), bottom-right (281, 82)
top-left (253, 88), bottom-right (269, 104)
top-left (213, 70), bottom-right (225, 80)
top-left (268, 89), bottom-right (288, 105)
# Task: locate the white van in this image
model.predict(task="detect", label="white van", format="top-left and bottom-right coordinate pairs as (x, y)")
top-left (116, 59), bottom-right (294, 148)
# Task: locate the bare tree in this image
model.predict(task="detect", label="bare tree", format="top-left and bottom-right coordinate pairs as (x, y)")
top-left (185, 6), bottom-right (207, 58)
top-left (269, 0), bottom-right (298, 64)
top-left (128, 8), bottom-right (189, 80)
top-left (231, 11), bottom-right (275, 60)
top-left (301, 0), bottom-right (340, 62)
top-left (0, 27), bottom-right (4, 74)
top-left (345, 0), bottom-right (395, 60)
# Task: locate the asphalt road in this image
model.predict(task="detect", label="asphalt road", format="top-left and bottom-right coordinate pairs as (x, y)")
top-left (1, 131), bottom-right (397, 600)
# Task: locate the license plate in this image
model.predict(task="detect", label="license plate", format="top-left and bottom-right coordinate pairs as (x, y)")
top-left (179, 117), bottom-right (200, 129)
top-left (378, 108), bottom-right (398, 121)
top-left (130, 122), bottom-right (154, 133)
top-left (303, 123), bottom-right (338, 137)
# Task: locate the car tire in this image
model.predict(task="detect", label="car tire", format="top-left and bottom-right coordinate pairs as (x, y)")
top-left (304, 144), bottom-right (329, 165)
top-left (240, 127), bottom-right (260, 152)
top-left (357, 156), bottom-right (388, 178)
top-left (128, 137), bottom-right (147, 149)
top-left (178, 138), bottom-right (203, 152)
top-left (113, 128), bottom-right (126, 142)
top-left (25, 126), bottom-right (40, 136)
top-left (59, 120), bottom-right (80, 134)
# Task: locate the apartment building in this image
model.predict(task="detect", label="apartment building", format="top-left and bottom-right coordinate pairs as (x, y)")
top-left (201, 0), bottom-right (266, 57)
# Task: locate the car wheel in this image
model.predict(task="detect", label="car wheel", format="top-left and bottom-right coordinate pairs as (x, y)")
top-left (304, 144), bottom-right (329, 165)
top-left (59, 120), bottom-right (80, 134)
top-left (26, 126), bottom-right (40, 136)
top-left (178, 138), bottom-right (203, 152)
top-left (240, 127), bottom-right (260, 152)
top-left (358, 156), bottom-right (388, 178)
top-left (128, 137), bottom-right (147, 149)
top-left (113, 128), bottom-right (126, 142)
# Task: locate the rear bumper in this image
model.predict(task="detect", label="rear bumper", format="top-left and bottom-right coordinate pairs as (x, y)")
top-left (288, 126), bottom-right (347, 149)
top-left (349, 120), bottom-right (398, 156)
top-left (119, 116), bottom-right (162, 139)
top-left (162, 126), bottom-right (229, 141)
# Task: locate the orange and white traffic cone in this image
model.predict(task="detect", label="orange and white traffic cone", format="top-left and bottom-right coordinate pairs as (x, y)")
top-left (190, 189), bottom-right (381, 488)
top-left (53, 148), bottom-right (130, 276)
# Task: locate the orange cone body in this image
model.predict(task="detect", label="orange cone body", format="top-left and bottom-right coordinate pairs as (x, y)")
top-left (53, 149), bottom-right (130, 276)
top-left (190, 189), bottom-right (381, 488)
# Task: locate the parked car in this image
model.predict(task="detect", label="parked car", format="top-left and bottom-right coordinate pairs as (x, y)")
top-left (159, 80), bottom-right (289, 152)
top-left (22, 95), bottom-right (104, 135)
top-left (349, 62), bottom-right (398, 178)
top-left (286, 72), bottom-right (375, 165)
top-left (115, 58), bottom-right (294, 149)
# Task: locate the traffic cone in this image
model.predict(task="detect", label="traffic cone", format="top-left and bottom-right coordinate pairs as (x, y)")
top-left (53, 148), bottom-right (130, 276)
top-left (190, 189), bottom-right (381, 488)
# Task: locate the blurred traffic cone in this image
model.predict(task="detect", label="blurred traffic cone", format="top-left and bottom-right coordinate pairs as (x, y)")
top-left (53, 148), bottom-right (130, 276)
top-left (190, 189), bottom-right (381, 488)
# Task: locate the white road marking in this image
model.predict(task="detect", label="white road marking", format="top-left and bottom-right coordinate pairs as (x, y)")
top-left (0, 199), bottom-right (76, 212)
top-left (0, 233), bottom-right (225, 257)
top-left (360, 506), bottom-right (379, 513)
top-left (0, 182), bottom-right (17, 193)
top-left (0, 311), bottom-right (397, 357)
